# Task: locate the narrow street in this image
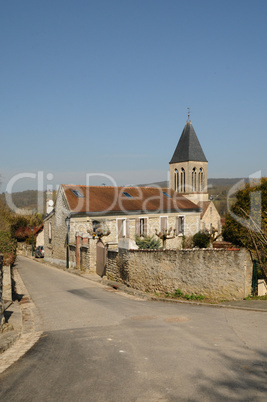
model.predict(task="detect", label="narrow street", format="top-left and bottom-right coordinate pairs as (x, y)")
top-left (0, 256), bottom-right (266, 401)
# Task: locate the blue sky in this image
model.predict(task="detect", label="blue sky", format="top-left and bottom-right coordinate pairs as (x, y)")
top-left (1, 0), bottom-right (267, 192)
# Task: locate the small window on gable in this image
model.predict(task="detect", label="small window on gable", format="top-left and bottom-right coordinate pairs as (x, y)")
top-left (49, 222), bottom-right (52, 243)
top-left (122, 192), bottom-right (132, 198)
top-left (163, 192), bottom-right (171, 198)
top-left (71, 190), bottom-right (84, 198)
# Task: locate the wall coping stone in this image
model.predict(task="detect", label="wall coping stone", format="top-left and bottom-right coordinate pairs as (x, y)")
top-left (126, 248), bottom-right (241, 253)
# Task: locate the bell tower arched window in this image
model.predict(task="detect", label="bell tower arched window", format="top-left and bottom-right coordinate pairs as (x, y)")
top-left (192, 167), bottom-right (197, 192)
top-left (181, 168), bottom-right (185, 192)
top-left (199, 168), bottom-right (204, 191)
top-left (174, 169), bottom-right (179, 192)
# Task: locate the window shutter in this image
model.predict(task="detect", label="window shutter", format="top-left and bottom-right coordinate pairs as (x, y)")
top-left (144, 218), bottom-right (148, 236)
top-left (126, 219), bottom-right (130, 238)
top-left (176, 217), bottom-right (179, 234)
top-left (160, 217), bottom-right (167, 231)
top-left (117, 220), bottom-right (122, 238)
top-left (135, 219), bottom-right (140, 235)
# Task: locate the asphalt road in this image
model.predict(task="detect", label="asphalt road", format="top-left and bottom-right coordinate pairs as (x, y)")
top-left (0, 256), bottom-right (266, 401)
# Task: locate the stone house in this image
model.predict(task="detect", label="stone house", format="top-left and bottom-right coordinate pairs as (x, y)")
top-left (198, 201), bottom-right (221, 234)
top-left (44, 118), bottom-right (221, 270)
top-left (44, 185), bottom-right (201, 268)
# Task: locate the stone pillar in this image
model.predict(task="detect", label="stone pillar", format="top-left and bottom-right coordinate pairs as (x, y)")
top-left (82, 235), bottom-right (89, 246)
top-left (76, 233), bottom-right (81, 268)
top-left (0, 256), bottom-right (4, 327)
top-left (3, 265), bottom-right (12, 301)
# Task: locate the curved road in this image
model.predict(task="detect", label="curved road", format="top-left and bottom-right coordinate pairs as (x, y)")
top-left (0, 256), bottom-right (266, 401)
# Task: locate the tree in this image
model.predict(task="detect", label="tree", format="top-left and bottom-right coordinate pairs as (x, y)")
top-left (0, 231), bottom-right (17, 265)
top-left (0, 200), bottom-right (12, 232)
top-left (192, 231), bottom-right (210, 248)
top-left (223, 178), bottom-right (267, 279)
top-left (155, 227), bottom-right (176, 249)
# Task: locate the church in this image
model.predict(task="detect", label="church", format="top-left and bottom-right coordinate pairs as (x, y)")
top-left (43, 118), bottom-right (221, 269)
top-left (169, 118), bottom-right (221, 233)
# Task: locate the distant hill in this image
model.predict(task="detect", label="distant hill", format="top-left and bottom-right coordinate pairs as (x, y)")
top-left (208, 178), bottom-right (244, 187)
top-left (0, 190), bottom-right (55, 214)
top-left (137, 178), bottom-right (244, 189)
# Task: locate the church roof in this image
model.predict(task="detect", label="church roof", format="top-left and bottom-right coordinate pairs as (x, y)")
top-left (169, 121), bottom-right (208, 164)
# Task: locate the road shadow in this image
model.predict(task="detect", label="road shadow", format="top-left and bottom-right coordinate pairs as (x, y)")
top-left (193, 345), bottom-right (267, 400)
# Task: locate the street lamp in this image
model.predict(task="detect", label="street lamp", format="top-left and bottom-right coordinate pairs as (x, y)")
top-left (31, 227), bottom-right (34, 256)
top-left (65, 216), bottom-right (70, 269)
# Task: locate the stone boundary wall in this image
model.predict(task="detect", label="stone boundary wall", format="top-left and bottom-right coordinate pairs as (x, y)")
top-left (106, 248), bottom-right (253, 300)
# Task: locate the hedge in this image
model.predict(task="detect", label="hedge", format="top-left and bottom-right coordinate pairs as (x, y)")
top-left (0, 231), bottom-right (17, 266)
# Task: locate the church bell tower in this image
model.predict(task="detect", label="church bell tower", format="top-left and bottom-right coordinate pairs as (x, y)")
top-left (169, 117), bottom-right (209, 203)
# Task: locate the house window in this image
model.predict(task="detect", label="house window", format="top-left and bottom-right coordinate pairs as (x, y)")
top-left (176, 216), bottom-right (185, 235)
top-left (163, 192), bottom-right (171, 198)
top-left (122, 192), bottom-right (133, 198)
top-left (117, 219), bottom-right (129, 239)
top-left (140, 218), bottom-right (145, 236)
top-left (136, 217), bottom-right (148, 237)
top-left (71, 189), bottom-right (84, 198)
top-left (92, 220), bottom-right (101, 233)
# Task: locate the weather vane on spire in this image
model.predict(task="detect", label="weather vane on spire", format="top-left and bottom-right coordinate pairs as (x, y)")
top-left (187, 107), bottom-right (191, 123)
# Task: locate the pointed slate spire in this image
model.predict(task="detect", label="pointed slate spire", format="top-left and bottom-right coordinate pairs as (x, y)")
top-left (169, 122), bottom-right (207, 163)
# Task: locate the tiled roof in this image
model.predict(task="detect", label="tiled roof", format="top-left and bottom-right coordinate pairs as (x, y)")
top-left (170, 122), bottom-right (207, 163)
top-left (14, 224), bottom-right (43, 239)
top-left (62, 185), bottom-right (200, 215)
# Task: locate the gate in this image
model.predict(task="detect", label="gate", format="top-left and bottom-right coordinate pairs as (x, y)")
top-left (96, 240), bottom-right (107, 277)
top-left (252, 260), bottom-right (258, 296)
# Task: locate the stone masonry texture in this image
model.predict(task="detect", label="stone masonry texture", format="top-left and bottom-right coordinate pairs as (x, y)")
top-left (106, 248), bottom-right (253, 300)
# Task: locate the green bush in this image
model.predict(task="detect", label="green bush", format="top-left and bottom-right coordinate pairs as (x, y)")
top-left (170, 288), bottom-right (205, 301)
top-left (0, 231), bottom-right (17, 266)
top-left (192, 231), bottom-right (210, 248)
top-left (135, 235), bottom-right (161, 250)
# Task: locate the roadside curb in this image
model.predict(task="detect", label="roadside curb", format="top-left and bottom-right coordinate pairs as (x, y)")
top-left (0, 267), bottom-right (43, 374)
top-left (25, 254), bottom-right (267, 313)
top-left (100, 279), bottom-right (267, 312)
